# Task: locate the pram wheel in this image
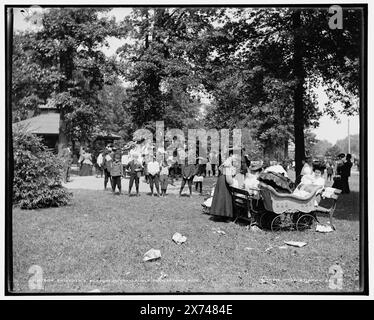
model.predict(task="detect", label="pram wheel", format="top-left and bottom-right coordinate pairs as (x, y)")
top-left (296, 213), bottom-right (316, 231)
top-left (270, 214), bottom-right (286, 232)
top-left (259, 212), bottom-right (268, 229)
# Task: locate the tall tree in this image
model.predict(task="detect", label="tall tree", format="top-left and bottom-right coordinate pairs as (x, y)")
top-left (12, 8), bottom-right (120, 147)
top-left (97, 81), bottom-right (133, 140)
top-left (200, 7), bottom-right (361, 175)
top-left (117, 8), bottom-right (219, 132)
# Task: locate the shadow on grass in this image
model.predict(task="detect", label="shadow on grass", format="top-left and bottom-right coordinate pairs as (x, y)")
top-left (179, 194), bottom-right (191, 197)
top-left (127, 193), bottom-right (141, 197)
top-left (208, 215), bottom-right (232, 223)
top-left (319, 191), bottom-right (360, 221)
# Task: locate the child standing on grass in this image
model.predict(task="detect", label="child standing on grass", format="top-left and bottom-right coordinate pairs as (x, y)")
top-left (205, 158), bottom-right (212, 177)
top-left (194, 158), bottom-right (205, 195)
top-left (147, 156), bottom-right (161, 197)
top-left (159, 160), bottom-right (170, 197)
top-left (96, 150), bottom-right (104, 178)
top-left (179, 157), bottom-right (197, 197)
top-left (111, 153), bottom-right (123, 194)
top-left (121, 150), bottom-right (130, 178)
top-left (126, 154), bottom-right (143, 197)
top-left (326, 163), bottom-right (334, 181)
top-left (103, 147), bottom-right (113, 190)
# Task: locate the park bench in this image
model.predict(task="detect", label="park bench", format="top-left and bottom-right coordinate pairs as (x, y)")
top-left (229, 186), bottom-right (263, 226)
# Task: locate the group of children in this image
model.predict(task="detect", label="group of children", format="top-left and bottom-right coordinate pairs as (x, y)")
top-left (95, 144), bottom-right (218, 197)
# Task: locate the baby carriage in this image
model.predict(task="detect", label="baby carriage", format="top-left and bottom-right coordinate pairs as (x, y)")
top-left (257, 182), bottom-right (341, 231)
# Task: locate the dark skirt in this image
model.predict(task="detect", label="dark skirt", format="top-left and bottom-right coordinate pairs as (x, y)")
top-left (332, 176), bottom-right (343, 190)
top-left (79, 163), bottom-right (93, 176)
top-left (159, 174), bottom-right (169, 190)
top-left (338, 176), bottom-right (350, 194)
top-left (209, 175), bottom-right (234, 218)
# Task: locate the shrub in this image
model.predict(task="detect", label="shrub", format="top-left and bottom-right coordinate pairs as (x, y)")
top-left (12, 127), bottom-right (72, 209)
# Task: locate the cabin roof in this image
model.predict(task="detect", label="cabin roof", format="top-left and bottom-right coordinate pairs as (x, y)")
top-left (13, 113), bottom-right (60, 135)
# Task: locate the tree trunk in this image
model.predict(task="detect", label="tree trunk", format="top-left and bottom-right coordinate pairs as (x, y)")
top-left (58, 113), bottom-right (68, 154)
top-left (58, 46), bottom-right (74, 153)
top-left (292, 10), bottom-right (306, 182)
top-left (284, 139), bottom-right (289, 159)
top-left (145, 9), bottom-right (149, 49)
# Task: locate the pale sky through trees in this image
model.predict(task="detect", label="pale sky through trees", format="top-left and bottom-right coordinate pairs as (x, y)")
top-left (13, 6), bottom-right (360, 145)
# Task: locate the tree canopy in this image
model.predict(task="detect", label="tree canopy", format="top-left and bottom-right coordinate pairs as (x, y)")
top-left (12, 8), bottom-right (121, 144)
top-left (12, 6), bottom-right (362, 166)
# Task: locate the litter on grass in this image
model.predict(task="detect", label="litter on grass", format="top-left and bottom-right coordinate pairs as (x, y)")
top-left (315, 224), bottom-right (334, 233)
top-left (284, 241), bottom-right (307, 248)
top-left (249, 225), bottom-right (262, 232)
top-left (172, 232), bottom-right (187, 244)
top-left (143, 248), bottom-right (161, 262)
top-left (157, 272), bottom-right (168, 280)
top-left (212, 227), bottom-right (226, 235)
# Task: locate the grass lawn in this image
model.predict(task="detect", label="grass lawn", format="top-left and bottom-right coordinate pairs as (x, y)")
top-left (12, 173), bottom-right (362, 293)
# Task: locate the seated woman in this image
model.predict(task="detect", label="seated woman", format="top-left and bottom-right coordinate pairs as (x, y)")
top-left (243, 163), bottom-right (263, 196)
top-left (293, 164), bottom-right (325, 198)
top-left (203, 160), bottom-right (263, 210)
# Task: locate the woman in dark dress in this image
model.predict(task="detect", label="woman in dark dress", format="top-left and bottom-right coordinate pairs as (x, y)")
top-left (332, 153), bottom-right (345, 191)
top-left (209, 156), bottom-right (240, 219)
top-left (340, 154), bottom-right (352, 194)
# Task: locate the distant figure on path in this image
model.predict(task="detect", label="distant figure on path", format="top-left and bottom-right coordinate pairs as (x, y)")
top-left (102, 146), bottom-right (113, 190)
top-left (326, 163), bottom-right (334, 181)
top-left (332, 153), bottom-right (345, 191)
top-left (79, 148), bottom-right (93, 176)
top-left (341, 153), bottom-right (353, 194)
top-left (96, 150), bottom-right (104, 178)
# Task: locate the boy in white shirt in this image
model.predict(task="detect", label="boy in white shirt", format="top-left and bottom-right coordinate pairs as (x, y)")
top-left (147, 156), bottom-right (161, 196)
top-left (121, 151), bottom-right (130, 178)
